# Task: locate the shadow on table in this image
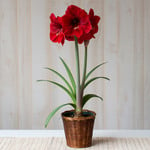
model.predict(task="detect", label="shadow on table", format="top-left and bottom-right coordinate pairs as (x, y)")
top-left (92, 137), bottom-right (118, 146)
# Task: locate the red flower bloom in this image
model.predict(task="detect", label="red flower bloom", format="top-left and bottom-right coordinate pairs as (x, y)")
top-left (78, 9), bottom-right (100, 44)
top-left (89, 9), bottom-right (100, 36)
top-left (50, 13), bottom-right (65, 45)
top-left (62, 5), bottom-right (92, 39)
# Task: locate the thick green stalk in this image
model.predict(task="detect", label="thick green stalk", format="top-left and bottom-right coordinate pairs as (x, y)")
top-left (74, 36), bottom-right (82, 116)
top-left (81, 45), bottom-right (88, 99)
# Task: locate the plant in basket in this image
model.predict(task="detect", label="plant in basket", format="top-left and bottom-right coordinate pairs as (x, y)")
top-left (38, 5), bottom-right (109, 148)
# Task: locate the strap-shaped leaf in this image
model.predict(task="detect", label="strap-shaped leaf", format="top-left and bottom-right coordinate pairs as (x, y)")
top-left (60, 57), bottom-right (76, 94)
top-left (37, 80), bottom-right (76, 104)
top-left (84, 76), bottom-right (110, 89)
top-left (45, 103), bottom-right (75, 128)
top-left (85, 62), bottom-right (107, 80)
top-left (82, 94), bottom-right (103, 108)
top-left (44, 67), bottom-right (74, 94)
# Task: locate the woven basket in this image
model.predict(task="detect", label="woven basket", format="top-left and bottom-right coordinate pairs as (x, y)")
top-left (61, 110), bottom-right (96, 148)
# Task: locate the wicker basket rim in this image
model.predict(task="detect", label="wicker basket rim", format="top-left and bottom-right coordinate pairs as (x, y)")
top-left (61, 109), bottom-right (96, 121)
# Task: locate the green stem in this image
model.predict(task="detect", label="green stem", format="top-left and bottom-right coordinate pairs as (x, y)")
top-left (81, 46), bottom-right (88, 99)
top-left (74, 36), bottom-right (82, 115)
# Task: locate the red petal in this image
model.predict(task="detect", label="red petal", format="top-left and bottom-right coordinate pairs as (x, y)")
top-left (62, 5), bottom-right (91, 38)
top-left (92, 25), bottom-right (98, 34)
top-left (50, 23), bottom-right (60, 33)
top-left (50, 13), bottom-right (56, 22)
top-left (89, 9), bottom-right (94, 17)
top-left (66, 5), bottom-right (83, 16)
top-left (50, 32), bottom-right (65, 45)
top-left (81, 22), bottom-right (92, 33)
top-left (73, 28), bottom-right (83, 37)
top-left (57, 33), bottom-right (65, 45)
top-left (93, 16), bottom-right (100, 24)
top-left (50, 32), bottom-right (58, 42)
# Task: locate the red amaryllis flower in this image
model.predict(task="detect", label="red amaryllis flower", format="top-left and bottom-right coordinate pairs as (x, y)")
top-left (50, 13), bottom-right (65, 45)
top-left (78, 9), bottom-right (100, 44)
top-left (62, 5), bottom-right (92, 39)
top-left (88, 9), bottom-right (100, 36)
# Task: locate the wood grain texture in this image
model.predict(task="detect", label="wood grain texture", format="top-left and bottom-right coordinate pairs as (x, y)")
top-left (0, 137), bottom-right (150, 150)
top-left (144, 0), bottom-right (150, 129)
top-left (17, 0), bottom-right (32, 129)
top-left (104, 0), bottom-right (120, 129)
top-left (133, 0), bottom-right (144, 129)
top-left (118, 0), bottom-right (135, 129)
top-left (0, 0), bottom-right (150, 129)
top-left (0, 0), bottom-right (18, 129)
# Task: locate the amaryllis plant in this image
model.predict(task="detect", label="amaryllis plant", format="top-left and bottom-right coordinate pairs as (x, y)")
top-left (38, 5), bottom-right (109, 127)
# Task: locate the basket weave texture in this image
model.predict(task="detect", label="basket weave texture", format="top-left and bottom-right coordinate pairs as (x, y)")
top-left (62, 110), bottom-right (96, 148)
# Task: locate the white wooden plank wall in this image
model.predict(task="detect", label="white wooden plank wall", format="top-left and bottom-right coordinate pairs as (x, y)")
top-left (0, 0), bottom-right (150, 129)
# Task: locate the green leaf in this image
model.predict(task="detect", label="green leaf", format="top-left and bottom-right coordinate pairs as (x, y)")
top-left (37, 80), bottom-right (76, 104)
top-left (45, 103), bottom-right (75, 128)
top-left (82, 94), bottom-right (103, 108)
top-left (60, 57), bottom-right (76, 94)
top-left (86, 62), bottom-right (107, 80)
top-left (84, 76), bottom-right (110, 89)
top-left (44, 67), bottom-right (74, 94)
